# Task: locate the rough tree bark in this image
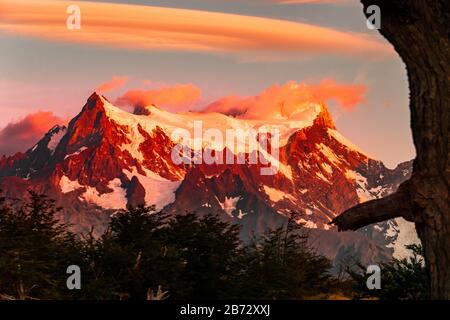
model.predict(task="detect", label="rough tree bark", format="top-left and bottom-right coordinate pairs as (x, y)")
top-left (331, 1), bottom-right (449, 299)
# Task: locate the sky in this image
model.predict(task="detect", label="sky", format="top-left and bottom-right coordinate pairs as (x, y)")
top-left (0, 0), bottom-right (414, 168)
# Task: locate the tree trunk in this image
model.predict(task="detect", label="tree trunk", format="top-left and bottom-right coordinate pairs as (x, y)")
top-left (332, 1), bottom-right (450, 299)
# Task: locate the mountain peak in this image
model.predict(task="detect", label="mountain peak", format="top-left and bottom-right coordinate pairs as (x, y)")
top-left (47, 124), bottom-right (66, 135)
top-left (65, 92), bottom-right (116, 146)
top-left (0, 89), bottom-right (417, 267)
top-left (85, 92), bottom-right (112, 111)
top-left (314, 103), bottom-right (336, 129)
top-left (88, 91), bottom-right (102, 101)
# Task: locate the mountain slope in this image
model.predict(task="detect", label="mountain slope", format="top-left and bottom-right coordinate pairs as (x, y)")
top-left (0, 93), bottom-right (419, 266)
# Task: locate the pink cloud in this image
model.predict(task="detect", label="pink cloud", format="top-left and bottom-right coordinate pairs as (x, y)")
top-left (0, 111), bottom-right (66, 156)
top-left (95, 76), bottom-right (128, 93)
top-left (0, 0), bottom-right (393, 60)
top-left (203, 80), bottom-right (367, 119)
top-left (309, 79), bottom-right (367, 111)
top-left (203, 96), bottom-right (248, 117)
top-left (115, 84), bottom-right (202, 113)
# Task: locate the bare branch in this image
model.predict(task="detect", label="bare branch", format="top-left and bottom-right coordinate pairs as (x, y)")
top-left (330, 184), bottom-right (413, 231)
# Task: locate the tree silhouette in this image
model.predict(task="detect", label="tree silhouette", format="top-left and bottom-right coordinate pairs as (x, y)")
top-left (349, 244), bottom-right (428, 300)
top-left (0, 191), bottom-right (80, 299)
top-left (332, 0), bottom-right (449, 299)
top-left (237, 215), bottom-right (331, 299)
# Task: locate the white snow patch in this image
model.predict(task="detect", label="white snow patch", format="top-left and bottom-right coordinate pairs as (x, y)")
top-left (60, 176), bottom-right (127, 209)
top-left (123, 168), bottom-right (181, 211)
top-left (263, 185), bottom-right (295, 202)
top-left (98, 96), bottom-right (305, 180)
top-left (299, 188), bottom-right (308, 194)
top-left (322, 223), bottom-right (331, 230)
top-left (345, 169), bottom-right (371, 202)
top-left (385, 221), bottom-right (397, 238)
top-left (368, 185), bottom-right (384, 198)
top-left (297, 218), bottom-right (317, 229)
top-left (317, 143), bottom-right (342, 166)
top-left (98, 95), bottom-right (319, 165)
top-left (205, 173), bottom-right (221, 179)
top-left (64, 147), bottom-right (88, 159)
top-left (374, 225), bottom-right (383, 232)
top-left (256, 143), bottom-right (293, 179)
top-left (60, 175), bottom-right (83, 193)
top-left (218, 196), bottom-right (241, 217)
top-left (237, 209), bottom-right (247, 219)
top-left (81, 178), bottom-right (127, 210)
top-left (387, 218), bottom-right (421, 260)
top-left (47, 128), bottom-right (67, 152)
top-left (315, 171), bottom-right (329, 182)
top-left (321, 162), bottom-right (333, 174)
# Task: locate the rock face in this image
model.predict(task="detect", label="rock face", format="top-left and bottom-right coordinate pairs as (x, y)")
top-left (0, 93), bottom-right (419, 267)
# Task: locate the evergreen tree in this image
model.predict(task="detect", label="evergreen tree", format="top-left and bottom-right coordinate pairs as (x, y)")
top-left (0, 191), bottom-right (80, 299)
top-left (162, 213), bottom-right (241, 299)
top-left (236, 215), bottom-right (331, 299)
top-left (80, 206), bottom-right (182, 299)
top-left (0, 193), bottom-right (339, 300)
top-left (349, 244), bottom-right (429, 300)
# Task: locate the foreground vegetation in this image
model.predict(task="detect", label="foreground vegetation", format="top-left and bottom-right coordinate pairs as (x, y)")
top-left (0, 192), bottom-right (428, 300)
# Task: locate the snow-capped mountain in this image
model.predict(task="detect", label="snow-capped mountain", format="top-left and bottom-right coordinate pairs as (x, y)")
top-left (0, 93), bottom-right (419, 267)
